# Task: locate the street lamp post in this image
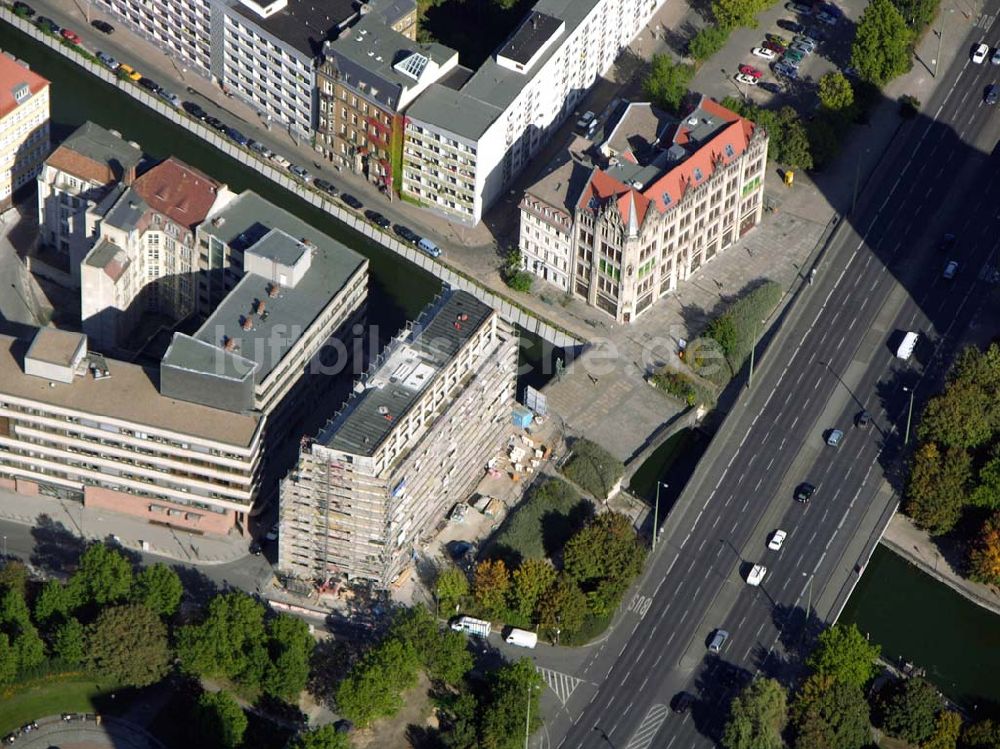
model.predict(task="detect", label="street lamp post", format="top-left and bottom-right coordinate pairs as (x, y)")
top-left (653, 481), bottom-right (667, 549)
top-left (524, 684), bottom-right (539, 749)
top-left (935, 27), bottom-right (943, 77)
top-left (902, 386), bottom-right (916, 446)
top-left (748, 318), bottom-right (766, 388)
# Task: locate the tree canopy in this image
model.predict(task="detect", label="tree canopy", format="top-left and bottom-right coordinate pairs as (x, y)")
top-left (479, 658), bottom-right (544, 749)
top-left (131, 563), bottom-right (183, 617)
top-left (722, 678), bottom-right (788, 749)
top-left (290, 725), bottom-right (351, 749)
top-left (175, 591), bottom-right (269, 689)
top-left (196, 690), bottom-right (248, 749)
top-left (86, 603), bottom-right (171, 687)
top-left (881, 677), bottom-right (942, 744)
top-left (969, 511), bottom-right (1000, 585)
top-left (76, 542), bottom-right (133, 606)
top-left (792, 674), bottom-right (871, 749)
top-left (436, 565), bottom-right (469, 615)
top-left (806, 623), bottom-right (881, 687)
top-left (850, 0), bottom-right (913, 86)
top-left (818, 72), bottom-right (855, 112)
top-left (334, 637), bottom-right (419, 727)
top-left (905, 442), bottom-right (970, 535)
top-left (643, 55), bottom-right (694, 113)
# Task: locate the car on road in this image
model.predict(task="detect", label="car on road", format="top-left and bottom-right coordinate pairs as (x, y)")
top-left (746, 564), bottom-right (767, 586)
top-left (289, 164), bottom-right (312, 182)
top-left (795, 482), bottom-right (816, 502)
top-left (183, 101), bottom-right (207, 120)
top-left (753, 46), bottom-right (777, 60)
top-left (763, 40), bottom-right (786, 54)
top-left (777, 18), bottom-right (804, 33)
top-left (708, 629), bottom-right (729, 653)
top-left (759, 81), bottom-right (782, 93)
top-left (60, 28), bottom-right (81, 44)
top-left (739, 64), bottom-right (763, 78)
top-left (671, 692), bottom-right (694, 713)
top-left (365, 210), bottom-right (391, 229)
top-left (314, 178), bottom-right (338, 196)
top-left (992, 48), bottom-right (1000, 64)
top-left (394, 224), bottom-right (420, 244)
top-left (856, 410), bottom-right (871, 428)
top-left (340, 193), bottom-right (363, 210)
top-left (225, 127), bottom-right (248, 145)
top-left (735, 73), bottom-right (759, 86)
top-left (768, 530), bottom-right (787, 550)
top-left (826, 428), bottom-right (844, 447)
top-left (774, 62), bottom-right (799, 78)
top-left (939, 232), bottom-right (956, 252)
top-left (943, 260), bottom-right (959, 279)
top-left (785, 1), bottom-right (813, 14)
top-left (92, 19), bottom-right (115, 34)
top-left (118, 64), bottom-right (142, 81)
top-left (138, 77), bottom-right (162, 93)
top-left (12, 2), bottom-right (35, 17)
top-left (973, 43), bottom-right (990, 64)
top-left (986, 84), bottom-right (999, 104)
top-left (35, 16), bottom-right (59, 34)
top-left (96, 51), bottom-right (119, 70)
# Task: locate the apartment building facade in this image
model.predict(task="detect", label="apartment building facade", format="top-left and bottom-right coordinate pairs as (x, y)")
top-left (401, 0), bottom-right (664, 225)
top-left (95, 0), bottom-right (415, 135)
top-left (316, 15), bottom-right (458, 188)
top-left (36, 123), bottom-right (143, 283)
top-left (0, 52), bottom-right (49, 210)
top-left (278, 289), bottom-right (517, 587)
top-left (518, 97), bottom-right (768, 323)
top-left (0, 327), bottom-right (265, 534)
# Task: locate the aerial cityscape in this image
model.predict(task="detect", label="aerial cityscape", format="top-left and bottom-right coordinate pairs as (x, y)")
top-left (0, 0), bottom-right (997, 747)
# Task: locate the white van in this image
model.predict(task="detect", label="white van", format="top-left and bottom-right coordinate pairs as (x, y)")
top-left (505, 628), bottom-right (538, 649)
top-left (418, 238), bottom-right (441, 258)
top-left (896, 331), bottom-right (918, 360)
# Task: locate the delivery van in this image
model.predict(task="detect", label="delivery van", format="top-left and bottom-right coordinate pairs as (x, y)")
top-left (505, 628), bottom-right (538, 649)
top-left (896, 331), bottom-right (918, 360)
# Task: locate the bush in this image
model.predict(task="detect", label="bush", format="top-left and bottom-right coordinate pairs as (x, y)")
top-left (561, 439), bottom-right (625, 500)
top-left (651, 369), bottom-right (699, 405)
top-left (703, 281), bottom-right (784, 375)
top-left (688, 25), bottom-right (730, 60)
top-left (488, 479), bottom-right (592, 563)
top-left (505, 270), bottom-right (534, 292)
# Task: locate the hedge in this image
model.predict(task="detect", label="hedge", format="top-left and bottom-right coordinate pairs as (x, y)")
top-left (704, 281), bottom-right (784, 377)
top-left (561, 439), bottom-right (625, 500)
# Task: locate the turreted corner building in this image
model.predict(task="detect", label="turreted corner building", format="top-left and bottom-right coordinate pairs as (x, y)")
top-left (278, 289), bottom-right (517, 587)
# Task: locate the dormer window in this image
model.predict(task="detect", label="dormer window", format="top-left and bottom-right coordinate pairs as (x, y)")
top-left (12, 83), bottom-right (29, 105)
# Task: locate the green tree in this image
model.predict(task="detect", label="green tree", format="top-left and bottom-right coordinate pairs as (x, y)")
top-left (436, 565), bottom-right (469, 614)
top-left (86, 603), bottom-right (171, 687)
top-left (0, 633), bottom-right (18, 685)
top-left (536, 573), bottom-right (588, 640)
top-left (262, 613), bottom-right (314, 701)
top-left (131, 563), bottom-right (183, 617)
top-left (52, 617), bottom-right (86, 665)
top-left (197, 690), bottom-right (248, 749)
top-left (474, 559), bottom-right (511, 619)
top-left (792, 674), bottom-right (871, 749)
top-left (722, 678), bottom-right (788, 749)
top-left (480, 658), bottom-right (543, 749)
top-left (33, 579), bottom-right (78, 623)
top-left (906, 443), bottom-right (970, 535)
top-left (175, 591), bottom-right (268, 687)
top-left (0, 561), bottom-right (28, 598)
top-left (290, 725), bottom-right (351, 749)
top-left (881, 677), bottom-right (941, 744)
top-left (510, 559), bottom-right (556, 621)
top-left (924, 711), bottom-right (963, 749)
top-left (0, 588), bottom-right (45, 672)
top-left (919, 381), bottom-right (994, 448)
top-left (806, 623), bottom-right (881, 687)
top-left (963, 719), bottom-right (1000, 749)
top-left (440, 691), bottom-right (479, 749)
top-left (850, 0), bottom-right (913, 86)
top-left (777, 112), bottom-right (814, 170)
top-left (688, 25), bottom-right (730, 61)
top-left (712, 0), bottom-right (770, 28)
top-left (969, 453), bottom-right (1000, 509)
top-left (818, 72), bottom-right (855, 111)
top-left (75, 542), bottom-right (133, 606)
top-left (388, 606), bottom-right (472, 686)
top-left (891, 0), bottom-right (940, 29)
top-left (643, 54), bottom-right (694, 113)
top-left (563, 512), bottom-right (645, 608)
top-left (968, 511), bottom-right (1000, 585)
top-left (561, 439), bottom-right (625, 500)
top-left (334, 637), bottom-right (420, 727)
top-left (806, 117), bottom-right (842, 170)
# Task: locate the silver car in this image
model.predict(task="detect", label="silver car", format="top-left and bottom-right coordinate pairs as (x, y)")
top-left (708, 629), bottom-right (729, 653)
top-left (827, 429), bottom-right (844, 447)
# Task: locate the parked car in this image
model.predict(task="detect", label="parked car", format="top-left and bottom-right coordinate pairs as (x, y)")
top-left (117, 64), bottom-right (142, 81)
top-left (774, 62), bottom-right (799, 78)
top-left (759, 81), bottom-right (782, 93)
top-left (247, 140), bottom-right (274, 159)
top-left (35, 16), bottom-right (59, 34)
top-left (842, 65), bottom-right (859, 78)
top-left (314, 178), bottom-right (338, 196)
top-left (986, 84), bottom-right (999, 105)
top-left (289, 164), bottom-right (312, 182)
top-left (753, 46), bottom-right (777, 60)
top-left (205, 116), bottom-right (226, 131)
top-left (60, 28), bottom-right (81, 44)
top-left (790, 41), bottom-right (814, 55)
top-left (777, 18), bottom-right (804, 33)
top-left (364, 210), bottom-right (391, 229)
top-left (739, 63), bottom-right (763, 78)
top-left (819, 2), bottom-right (844, 17)
top-left (795, 482), bottom-right (816, 502)
top-left (768, 530), bottom-right (787, 551)
top-left (784, 49), bottom-right (805, 64)
top-left (973, 42), bottom-right (989, 64)
top-left (138, 77), bottom-right (161, 93)
top-left (794, 33), bottom-right (819, 46)
top-left (264, 524), bottom-right (278, 542)
top-left (96, 51), bottom-right (119, 70)
top-left (766, 33), bottom-right (789, 45)
top-left (92, 19), bottom-right (115, 34)
top-left (158, 89), bottom-right (180, 107)
top-left (271, 154), bottom-right (291, 169)
top-left (816, 10), bottom-right (839, 24)
top-left (735, 73), bottom-right (759, 86)
top-left (785, 1), bottom-right (813, 13)
top-left (763, 40), bottom-right (786, 54)
top-left (183, 101), bottom-right (207, 119)
top-left (225, 127), bottom-right (248, 145)
top-left (394, 224), bottom-right (420, 243)
top-left (418, 238), bottom-right (442, 258)
top-left (340, 193), bottom-right (363, 210)
top-left (12, 2), bottom-right (35, 18)
top-left (943, 260), bottom-right (959, 279)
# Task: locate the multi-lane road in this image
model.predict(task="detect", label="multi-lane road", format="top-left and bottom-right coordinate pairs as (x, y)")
top-left (548, 15), bottom-right (1000, 749)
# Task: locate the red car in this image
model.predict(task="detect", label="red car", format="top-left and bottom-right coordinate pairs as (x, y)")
top-left (739, 64), bottom-right (763, 79)
top-left (762, 40), bottom-right (786, 53)
top-left (60, 28), bottom-right (80, 44)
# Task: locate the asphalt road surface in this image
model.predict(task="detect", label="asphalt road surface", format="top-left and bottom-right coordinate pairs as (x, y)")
top-left (550, 17), bottom-right (1000, 749)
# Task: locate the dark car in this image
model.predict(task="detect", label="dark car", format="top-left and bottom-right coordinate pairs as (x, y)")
top-left (939, 232), bottom-right (956, 252)
top-left (249, 540), bottom-right (262, 556)
top-left (314, 178), bottom-right (338, 196)
top-left (777, 18), bottom-right (804, 32)
top-left (91, 19), bottom-right (115, 33)
top-left (759, 81), bottom-right (782, 93)
top-left (226, 127), bottom-right (248, 145)
top-left (2, 733), bottom-right (14, 745)
top-left (205, 116), bottom-right (227, 131)
top-left (671, 691), bottom-right (694, 713)
top-left (856, 410), bottom-right (871, 428)
top-left (35, 16), bottom-right (59, 33)
top-left (365, 210), bottom-right (391, 229)
top-left (247, 139), bottom-right (274, 159)
top-left (13, 2), bottom-right (35, 17)
top-left (183, 101), bottom-right (207, 119)
top-left (986, 84), bottom-right (999, 105)
top-left (340, 193), bottom-right (363, 210)
top-left (394, 224), bottom-right (420, 244)
top-left (138, 77), bottom-right (161, 93)
top-left (795, 482), bottom-right (816, 502)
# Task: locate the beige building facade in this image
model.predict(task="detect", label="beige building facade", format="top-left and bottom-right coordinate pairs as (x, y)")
top-left (0, 52), bottom-right (49, 210)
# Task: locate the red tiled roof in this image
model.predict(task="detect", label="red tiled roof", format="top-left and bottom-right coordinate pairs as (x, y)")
top-left (46, 147), bottom-right (117, 186)
top-left (132, 157), bottom-right (222, 231)
top-left (0, 54), bottom-right (48, 119)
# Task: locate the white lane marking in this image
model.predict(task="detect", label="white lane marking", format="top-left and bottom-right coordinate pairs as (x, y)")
top-left (537, 667), bottom-right (585, 706)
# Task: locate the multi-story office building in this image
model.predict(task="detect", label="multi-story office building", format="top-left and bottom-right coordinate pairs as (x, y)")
top-left (0, 327), bottom-right (265, 534)
top-left (518, 97), bottom-right (768, 323)
top-left (95, 0), bottom-right (416, 136)
top-left (278, 289), bottom-right (517, 587)
top-left (401, 0), bottom-right (664, 225)
top-left (316, 14), bottom-right (457, 187)
top-left (36, 123), bottom-right (143, 283)
top-left (0, 52), bottom-right (48, 210)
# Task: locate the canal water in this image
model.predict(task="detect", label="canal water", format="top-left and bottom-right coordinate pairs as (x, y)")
top-left (839, 545), bottom-right (1000, 709)
top-left (0, 22), bottom-right (565, 387)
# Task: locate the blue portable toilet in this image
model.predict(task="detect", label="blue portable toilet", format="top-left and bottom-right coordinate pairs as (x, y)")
top-left (512, 407), bottom-right (533, 428)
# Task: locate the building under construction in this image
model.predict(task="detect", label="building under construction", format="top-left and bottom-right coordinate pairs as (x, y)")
top-left (277, 289), bottom-right (518, 587)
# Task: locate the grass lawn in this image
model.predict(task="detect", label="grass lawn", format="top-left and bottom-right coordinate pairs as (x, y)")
top-left (0, 672), bottom-right (111, 734)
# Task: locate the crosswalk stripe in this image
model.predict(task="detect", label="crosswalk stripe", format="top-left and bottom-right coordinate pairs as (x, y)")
top-left (626, 704), bottom-right (670, 749)
top-left (536, 666), bottom-right (583, 705)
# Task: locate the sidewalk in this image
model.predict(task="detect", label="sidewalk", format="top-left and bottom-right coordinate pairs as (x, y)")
top-left (0, 487), bottom-right (248, 565)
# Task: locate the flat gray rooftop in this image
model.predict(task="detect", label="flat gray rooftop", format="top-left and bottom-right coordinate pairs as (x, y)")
top-left (55, 121), bottom-right (143, 173)
top-left (231, 0), bottom-right (358, 57)
top-left (317, 290), bottom-right (492, 457)
top-left (498, 11), bottom-right (562, 65)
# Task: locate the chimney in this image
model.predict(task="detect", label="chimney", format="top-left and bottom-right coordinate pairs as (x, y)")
top-left (123, 164), bottom-right (137, 186)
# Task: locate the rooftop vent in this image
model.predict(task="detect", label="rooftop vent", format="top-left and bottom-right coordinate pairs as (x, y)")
top-left (687, 117), bottom-right (698, 126)
top-left (212, 216), bottom-right (225, 227)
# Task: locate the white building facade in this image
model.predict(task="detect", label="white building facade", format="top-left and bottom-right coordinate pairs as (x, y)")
top-left (0, 53), bottom-right (49, 210)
